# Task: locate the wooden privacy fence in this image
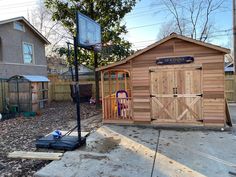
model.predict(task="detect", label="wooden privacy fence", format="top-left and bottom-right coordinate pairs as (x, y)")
top-left (48, 74), bottom-right (236, 103)
top-left (48, 81), bottom-right (99, 102)
top-left (225, 74), bottom-right (236, 102)
top-left (0, 79), bottom-right (8, 112)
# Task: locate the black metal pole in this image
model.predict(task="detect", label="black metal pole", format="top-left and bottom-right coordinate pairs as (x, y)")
top-left (94, 52), bottom-right (100, 109)
top-left (74, 11), bottom-right (81, 142)
top-left (67, 42), bottom-right (74, 81)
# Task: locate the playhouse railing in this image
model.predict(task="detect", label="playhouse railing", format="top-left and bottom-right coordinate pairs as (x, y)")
top-left (103, 96), bottom-right (132, 120)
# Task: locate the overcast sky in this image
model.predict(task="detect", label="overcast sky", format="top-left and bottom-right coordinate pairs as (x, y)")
top-left (0, 0), bottom-right (232, 50)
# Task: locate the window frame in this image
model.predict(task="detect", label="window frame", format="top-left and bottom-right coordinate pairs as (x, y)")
top-left (22, 42), bottom-right (34, 64)
top-left (13, 21), bottom-right (25, 32)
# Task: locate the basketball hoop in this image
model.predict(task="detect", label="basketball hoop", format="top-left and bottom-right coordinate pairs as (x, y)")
top-left (77, 12), bottom-right (101, 49)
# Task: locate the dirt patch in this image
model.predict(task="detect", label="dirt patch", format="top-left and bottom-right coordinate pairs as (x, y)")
top-left (83, 137), bottom-right (121, 153)
top-left (0, 102), bottom-right (102, 177)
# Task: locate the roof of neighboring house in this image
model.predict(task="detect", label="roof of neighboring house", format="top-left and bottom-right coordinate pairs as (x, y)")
top-left (0, 16), bottom-right (50, 44)
top-left (97, 33), bottom-right (230, 71)
top-left (225, 62), bottom-right (234, 72)
top-left (62, 65), bottom-right (94, 75)
top-left (8, 75), bottom-right (50, 82)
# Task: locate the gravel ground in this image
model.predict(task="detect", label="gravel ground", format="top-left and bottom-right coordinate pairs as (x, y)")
top-left (0, 102), bottom-right (102, 177)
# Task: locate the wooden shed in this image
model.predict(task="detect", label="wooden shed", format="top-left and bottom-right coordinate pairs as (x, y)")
top-left (97, 33), bottom-right (231, 127)
top-left (8, 75), bottom-right (49, 113)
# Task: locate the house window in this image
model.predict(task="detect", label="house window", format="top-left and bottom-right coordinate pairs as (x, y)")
top-left (14, 22), bottom-right (25, 32)
top-left (23, 43), bottom-right (34, 64)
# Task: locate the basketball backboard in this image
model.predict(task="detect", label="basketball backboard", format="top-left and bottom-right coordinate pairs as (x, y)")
top-left (77, 12), bottom-right (101, 48)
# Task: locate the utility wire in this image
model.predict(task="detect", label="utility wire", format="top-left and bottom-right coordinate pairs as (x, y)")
top-left (127, 22), bottom-right (166, 30)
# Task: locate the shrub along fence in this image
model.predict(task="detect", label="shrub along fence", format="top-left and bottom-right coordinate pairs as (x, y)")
top-left (0, 79), bottom-right (8, 112)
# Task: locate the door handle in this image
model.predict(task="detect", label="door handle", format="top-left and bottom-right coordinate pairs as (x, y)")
top-left (173, 88), bottom-right (177, 94)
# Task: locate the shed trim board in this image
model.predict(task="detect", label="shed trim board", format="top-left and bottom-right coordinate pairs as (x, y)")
top-left (99, 34), bottom-right (229, 127)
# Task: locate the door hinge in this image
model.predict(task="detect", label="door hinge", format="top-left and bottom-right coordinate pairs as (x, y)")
top-left (196, 67), bottom-right (202, 70)
top-left (197, 94), bottom-right (203, 97)
top-left (150, 94), bottom-right (155, 98)
top-left (149, 70), bottom-right (154, 73)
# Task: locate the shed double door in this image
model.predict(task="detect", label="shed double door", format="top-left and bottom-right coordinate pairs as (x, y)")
top-left (150, 67), bottom-right (202, 123)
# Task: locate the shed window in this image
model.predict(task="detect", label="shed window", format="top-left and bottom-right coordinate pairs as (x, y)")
top-left (14, 22), bottom-right (25, 32)
top-left (23, 43), bottom-right (34, 64)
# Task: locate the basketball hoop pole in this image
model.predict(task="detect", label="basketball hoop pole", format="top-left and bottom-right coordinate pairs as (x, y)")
top-left (34, 10), bottom-right (86, 151)
top-left (66, 42), bottom-right (74, 81)
top-left (73, 10), bottom-right (85, 146)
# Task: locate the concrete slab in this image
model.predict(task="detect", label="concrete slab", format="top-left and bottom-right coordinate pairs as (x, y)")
top-left (34, 126), bottom-right (156, 177)
top-left (154, 130), bottom-right (236, 177)
top-left (35, 105), bottom-right (236, 177)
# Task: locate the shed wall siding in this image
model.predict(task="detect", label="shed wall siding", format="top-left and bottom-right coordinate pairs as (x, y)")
top-left (129, 38), bottom-right (225, 125)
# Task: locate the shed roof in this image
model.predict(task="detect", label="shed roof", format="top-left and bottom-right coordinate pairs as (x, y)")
top-left (9, 75), bottom-right (49, 82)
top-left (23, 75), bottom-right (49, 82)
top-left (0, 16), bottom-right (50, 44)
top-left (97, 33), bottom-right (230, 71)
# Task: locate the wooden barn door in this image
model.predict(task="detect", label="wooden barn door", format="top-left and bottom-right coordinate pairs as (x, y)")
top-left (150, 67), bottom-right (202, 123)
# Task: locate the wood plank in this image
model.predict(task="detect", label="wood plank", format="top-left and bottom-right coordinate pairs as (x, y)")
top-left (203, 113), bottom-right (225, 117)
top-left (133, 102), bottom-right (150, 108)
top-left (203, 99), bottom-right (224, 104)
top-left (133, 86), bottom-right (150, 90)
top-left (133, 105), bottom-right (150, 109)
top-left (203, 119), bottom-right (225, 124)
top-left (8, 151), bottom-right (63, 160)
top-left (133, 98), bottom-right (150, 102)
top-left (203, 80), bottom-right (224, 85)
top-left (203, 70), bottom-right (223, 74)
top-left (203, 76), bottom-right (224, 81)
top-left (133, 93), bottom-right (150, 97)
top-left (133, 108), bottom-right (151, 112)
top-left (202, 62), bottom-right (224, 70)
top-left (203, 91), bottom-right (224, 99)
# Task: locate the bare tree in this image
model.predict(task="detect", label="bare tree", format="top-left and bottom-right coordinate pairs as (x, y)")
top-left (27, 0), bottom-right (72, 56)
top-left (156, 0), bottom-right (226, 41)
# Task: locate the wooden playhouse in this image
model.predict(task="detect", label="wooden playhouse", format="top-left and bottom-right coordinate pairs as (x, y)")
top-left (97, 33), bottom-right (231, 127)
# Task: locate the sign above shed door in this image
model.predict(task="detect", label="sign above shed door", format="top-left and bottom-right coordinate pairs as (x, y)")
top-left (156, 56), bottom-right (194, 65)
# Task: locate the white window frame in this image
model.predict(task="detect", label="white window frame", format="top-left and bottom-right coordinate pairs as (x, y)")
top-left (22, 42), bottom-right (34, 64)
top-left (13, 22), bottom-right (25, 32)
